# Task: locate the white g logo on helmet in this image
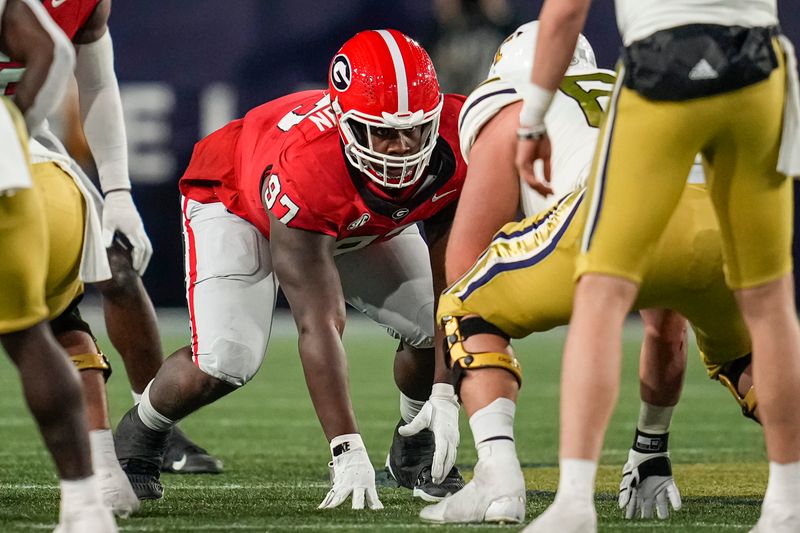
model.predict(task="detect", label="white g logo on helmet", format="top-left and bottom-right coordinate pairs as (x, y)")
top-left (331, 55), bottom-right (352, 92)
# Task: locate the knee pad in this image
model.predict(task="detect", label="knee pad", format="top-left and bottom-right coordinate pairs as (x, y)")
top-left (202, 336), bottom-right (263, 387)
top-left (441, 315), bottom-right (522, 393)
top-left (70, 351), bottom-right (112, 381)
top-left (717, 353), bottom-right (757, 421)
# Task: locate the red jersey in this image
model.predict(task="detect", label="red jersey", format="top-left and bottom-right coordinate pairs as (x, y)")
top-left (180, 91), bottom-right (467, 252)
top-left (0, 0), bottom-right (100, 95)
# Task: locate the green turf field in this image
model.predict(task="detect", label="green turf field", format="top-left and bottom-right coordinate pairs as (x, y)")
top-left (0, 312), bottom-right (767, 532)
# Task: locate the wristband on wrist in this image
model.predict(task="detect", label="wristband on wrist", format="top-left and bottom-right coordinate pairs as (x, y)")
top-left (632, 428), bottom-right (669, 454)
top-left (517, 82), bottom-right (555, 130)
top-left (431, 382), bottom-right (457, 401)
top-left (330, 433), bottom-right (364, 457)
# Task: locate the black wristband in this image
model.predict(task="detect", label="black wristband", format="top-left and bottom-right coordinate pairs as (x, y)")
top-left (632, 429), bottom-right (669, 454)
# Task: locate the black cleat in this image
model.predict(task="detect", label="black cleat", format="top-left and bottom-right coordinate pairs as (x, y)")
top-left (114, 407), bottom-right (168, 500)
top-left (385, 418), bottom-right (465, 502)
top-left (160, 425), bottom-right (223, 474)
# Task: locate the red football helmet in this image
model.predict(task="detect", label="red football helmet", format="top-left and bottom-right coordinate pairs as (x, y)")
top-left (329, 29), bottom-right (444, 189)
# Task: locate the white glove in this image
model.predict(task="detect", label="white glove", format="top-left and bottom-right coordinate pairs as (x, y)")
top-left (619, 448), bottom-right (682, 519)
top-left (102, 190), bottom-right (153, 275)
top-left (319, 434), bottom-right (383, 510)
top-left (398, 383), bottom-right (460, 484)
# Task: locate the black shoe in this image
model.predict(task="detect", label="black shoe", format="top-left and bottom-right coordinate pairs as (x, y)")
top-left (160, 425), bottom-right (223, 474)
top-left (385, 418), bottom-right (465, 502)
top-left (114, 407), bottom-right (168, 500)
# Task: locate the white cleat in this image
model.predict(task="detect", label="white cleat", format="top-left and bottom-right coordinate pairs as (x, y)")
top-left (96, 464), bottom-right (140, 518)
top-left (419, 454), bottom-right (525, 524)
top-left (749, 502), bottom-right (800, 532)
top-left (521, 499), bottom-right (597, 533)
top-left (53, 503), bottom-right (118, 533)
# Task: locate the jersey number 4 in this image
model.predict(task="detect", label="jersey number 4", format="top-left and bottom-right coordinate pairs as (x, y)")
top-left (262, 173), bottom-right (300, 224)
top-left (559, 72), bottom-right (615, 128)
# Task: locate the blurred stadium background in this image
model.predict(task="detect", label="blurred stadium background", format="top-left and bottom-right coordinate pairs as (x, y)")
top-left (51, 0), bottom-right (800, 308)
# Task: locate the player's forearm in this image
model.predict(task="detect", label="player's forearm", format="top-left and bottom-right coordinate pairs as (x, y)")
top-left (532, 0), bottom-right (592, 91)
top-left (297, 325), bottom-right (359, 441)
top-left (638, 309), bottom-right (687, 406)
top-left (75, 31), bottom-right (131, 193)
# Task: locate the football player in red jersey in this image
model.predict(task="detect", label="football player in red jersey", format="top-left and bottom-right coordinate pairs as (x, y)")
top-left (114, 29), bottom-right (467, 509)
top-left (0, 1), bottom-right (116, 531)
top-left (1, 0), bottom-right (223, 505)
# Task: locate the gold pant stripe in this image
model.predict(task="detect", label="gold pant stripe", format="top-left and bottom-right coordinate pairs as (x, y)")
top-left (446, 189), bottom-right (586, 302)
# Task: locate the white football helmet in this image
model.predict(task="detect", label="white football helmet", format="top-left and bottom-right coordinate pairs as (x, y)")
top-left (488, 21), bottom-right (597, 88)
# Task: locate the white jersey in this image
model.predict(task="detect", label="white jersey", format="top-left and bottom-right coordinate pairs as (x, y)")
top-left (459, 67), bottom-right (616, 216)
top-left (615, 0), bottom-right (778, 46)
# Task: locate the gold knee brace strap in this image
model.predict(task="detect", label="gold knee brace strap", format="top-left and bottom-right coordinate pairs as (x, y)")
top-left (442, 315), bottom-right (522, 387)
top-left (718, 372), bottom-right (757, 420)
top-left (70, 352), bottom-right (112, 381)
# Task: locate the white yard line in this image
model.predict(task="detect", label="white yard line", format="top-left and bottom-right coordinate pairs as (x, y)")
top-left (22, 522), bottom-right (753, 531)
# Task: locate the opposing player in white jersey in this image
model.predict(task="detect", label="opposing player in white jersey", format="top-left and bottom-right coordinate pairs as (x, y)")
top-left (516, 0), bottom-right (800, 532)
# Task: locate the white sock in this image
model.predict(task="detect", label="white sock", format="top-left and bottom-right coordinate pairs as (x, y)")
top-left (469, 398), bottom-right (516, 446)
top-left (637, 401), bottom-right (674, 434)
top-left (555, 459), bottom-right (596, 505)
top-left (400, 393), bottom-right (426, 424)
top-left (137, 380), bottom-right (175, 432)
top-left (60, 475), bottom-right (102, 510)
top-left (131, 390), bottom-right (142, 405)
top-left (88, 429), bottom-right (117, 470)
top-left (765, 460), bottom-right (800, 504)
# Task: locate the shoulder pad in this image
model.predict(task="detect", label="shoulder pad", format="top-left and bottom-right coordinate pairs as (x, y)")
top-left (458, 77), bottom-right (520, 163)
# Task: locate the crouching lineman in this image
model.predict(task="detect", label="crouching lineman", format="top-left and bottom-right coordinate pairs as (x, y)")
top-left (0, 1), bottom-right (116, 531)
top-left (419, 22), bottom-right (753, 525)
top-left (113, 29), bottom-right (470, 508)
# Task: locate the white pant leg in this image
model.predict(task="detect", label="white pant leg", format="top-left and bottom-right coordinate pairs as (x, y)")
top-left (336, 224), bottom-right (435, 349)
top-left (181, 197), bottom-right (277, 386)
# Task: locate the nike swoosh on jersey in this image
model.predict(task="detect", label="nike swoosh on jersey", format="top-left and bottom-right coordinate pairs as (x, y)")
top-left (51, 0), bottom-right (68, 6)
top-left (431, 189), bottom-right (458, 202)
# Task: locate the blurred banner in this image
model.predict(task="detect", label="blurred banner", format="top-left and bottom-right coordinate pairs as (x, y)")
top-left (100, 0), bottom-right (799, 306)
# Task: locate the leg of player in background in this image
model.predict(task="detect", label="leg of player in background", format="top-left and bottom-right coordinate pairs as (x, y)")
top-left (618, 309), bottom-right (686, 520)
top-left (97, 243), bottom-right (223, 474)
top-left (388, 343), bottom-right (464, 500)
top-left (114, 346), bottom-right (236, 499)
top-left (1, 322), bottom-right (116, 532)
top-left (56, 327), bottom-right (139, 518)
top-left (114, 198), bottom-right (274, 500)
top-left (419, 320), bottom-right (525, 523)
